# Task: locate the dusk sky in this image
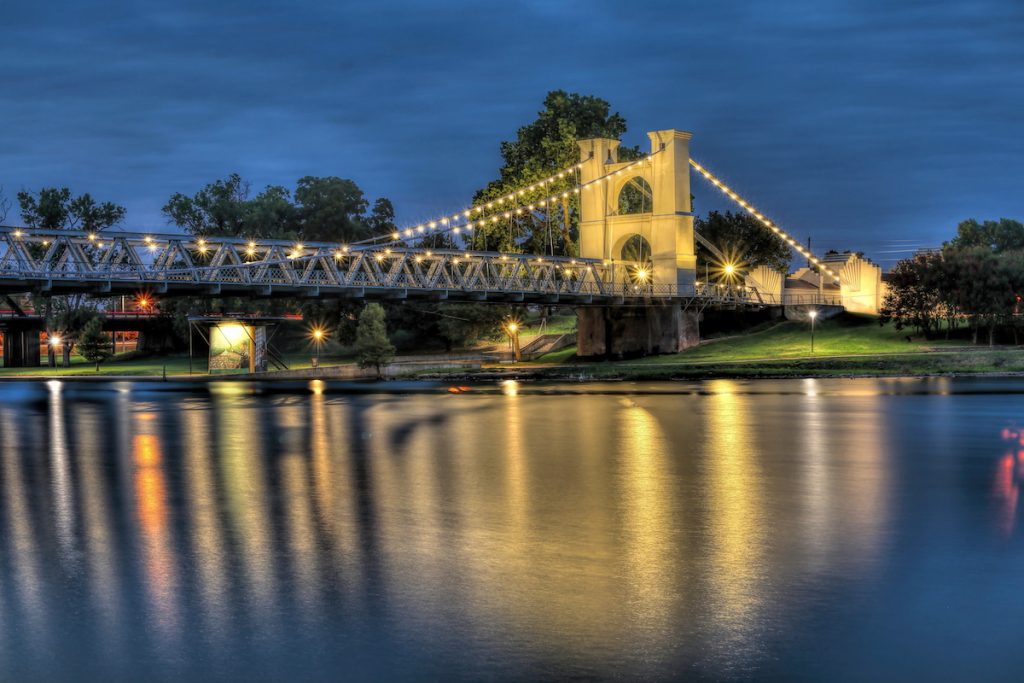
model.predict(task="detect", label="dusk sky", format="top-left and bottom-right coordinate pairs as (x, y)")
top-left (3, 0), bottom-right (1022, 264)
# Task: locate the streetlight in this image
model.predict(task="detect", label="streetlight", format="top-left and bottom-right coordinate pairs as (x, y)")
top-left (48, 334), bottom-right (62, 370)
top-left (505, 320), bottom-right (521, 363)
top-left (310, 326), bottom-right (326, 370)
top-left (809, 309), bottom-right (818, 353)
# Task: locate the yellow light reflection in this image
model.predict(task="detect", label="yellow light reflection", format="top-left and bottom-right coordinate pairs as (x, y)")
top-left (182, 406), bottom-right (230, 644)
top-left (218, 395), bottom-right (279, 639)
top-left (704, 381), bottom-right (765, 663)
top-left (617, 401), bottom-right (676, 640)
top-left (132, 423), bottom-right (182, 648)
top-left (278, 403), bottom-right (324, 624)
top-left (76, 405), bottom-right (125, 654)
top-left (48, 381), bottom-right (80, 573)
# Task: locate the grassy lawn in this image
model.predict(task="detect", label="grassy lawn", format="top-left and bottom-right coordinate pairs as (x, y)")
top-left (531, 313), bottom-right (971, 366)
top-left (512, 313), bottom-right (1024, 379)
top-left (650, 313), bottom-right (968, 363)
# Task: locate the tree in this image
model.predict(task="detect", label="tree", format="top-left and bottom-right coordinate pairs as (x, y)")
top-left (880, 252), bottom-right (944, 336)
top-left (77, 316), bottom-right (114, 371)
top-left (355, 303), bottom-right (395, 378)
top-left (244, 185), bottom-right (297, 239)
top-left (694, 210), bottom-right (792, 277)
top-left (293, 176), bottom-right (372, 242)
top-left (0, 186), bottom-right (11, 223)
top-left (164, 174), bottom-right (390, 244)
top-left (946, 218), bottom-right (1024, 253)
top-left (17, 187), bottom-right (126, 232)
top-left (367, 198), bottom-right (397, 235)
top-left (162, 173), bottom-right (250, 235)
top-left (471, 90), bottom-right (639, 255)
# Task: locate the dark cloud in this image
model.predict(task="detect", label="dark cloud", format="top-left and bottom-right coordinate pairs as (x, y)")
top-left (1, 0), bottom-right (1021, 261)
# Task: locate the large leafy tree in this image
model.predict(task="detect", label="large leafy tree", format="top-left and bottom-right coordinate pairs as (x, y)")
top-left (162, 174), bottom-right (250, 235)
top-left (163, 174), bottom-right (386, 243)
top-left (946, 218), bottom-right (1024, 253)
top-left (355, 303), bottom-right (395, 378)
top-left (471, 90), bottom-right (639, 255)
top-left (18, 187), bottom-right (125, 232)
top-left (77, 316), bottom-right (114, 371)
top-left (694, 210), bottom-right (792, 276)
top-left (293, 176), bottom-right (372, 243)
top-left (880, 251), bottom-right (945, 336)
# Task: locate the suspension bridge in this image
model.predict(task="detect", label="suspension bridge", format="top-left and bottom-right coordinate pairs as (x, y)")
top-left (0, 127), bottom-right (846, 359)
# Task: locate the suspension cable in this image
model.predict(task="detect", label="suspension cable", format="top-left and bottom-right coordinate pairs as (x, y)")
top-left (689, 159), bottom-right (841, 283)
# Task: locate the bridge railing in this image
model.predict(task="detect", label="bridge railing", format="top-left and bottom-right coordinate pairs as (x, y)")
top-left (0, 226), bottom-right (770, 305)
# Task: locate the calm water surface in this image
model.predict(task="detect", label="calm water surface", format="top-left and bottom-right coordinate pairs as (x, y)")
top-left (1, 377), bottom-right (1023, 681)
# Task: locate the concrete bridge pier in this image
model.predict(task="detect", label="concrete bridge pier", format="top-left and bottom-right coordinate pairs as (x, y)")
top-left (1, 328), bottom-right (41, 368)
top-left (576, 305), bottom-right (700, 359)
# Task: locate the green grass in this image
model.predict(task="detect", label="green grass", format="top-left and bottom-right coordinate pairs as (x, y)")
top-left (651, 313), bottom-right (968, 363)
top-left (516, 313), bottom-right (1017, 379)
top-left (531, 313), bottom-right (968, 365)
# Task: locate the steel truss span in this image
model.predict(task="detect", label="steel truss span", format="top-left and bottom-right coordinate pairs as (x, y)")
top-left (0, 227), bottom-right (768, 306)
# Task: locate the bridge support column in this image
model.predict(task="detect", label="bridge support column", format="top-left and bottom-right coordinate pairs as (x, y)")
top-left (1, 328), bottom-right (41, 368)
top-left (576, 305), bottom-right (699, 359)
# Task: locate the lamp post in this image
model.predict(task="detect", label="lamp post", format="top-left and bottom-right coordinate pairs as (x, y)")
top-left (48, 334), bottom-right (62, 370)
top-left (311, 327), bottom-right (325, 371)
top-left (809, 309), bottom-right (818, 354)
top-left (506, 321), bottom-right (521, 363)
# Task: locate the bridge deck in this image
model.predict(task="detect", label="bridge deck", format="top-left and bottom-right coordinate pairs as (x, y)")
top-left (0, 227), bottom-right (770, 306)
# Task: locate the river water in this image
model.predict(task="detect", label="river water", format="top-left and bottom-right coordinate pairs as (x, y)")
top-left (0, 377), bottom-right (1022, 681)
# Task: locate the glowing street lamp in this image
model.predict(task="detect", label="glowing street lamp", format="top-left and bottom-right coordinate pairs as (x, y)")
top-left (505, 320), bottom-right (521, 363)
top-left (309, 326), bottom-right (327, 369)
top-left (809, 309), bottom-right (818, 353)
top-left (48, 334), bottom-right (63, 370)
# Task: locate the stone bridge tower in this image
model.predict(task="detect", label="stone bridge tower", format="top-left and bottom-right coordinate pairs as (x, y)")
top-left (574, 129), bottom-right (701, 358)
top-left (576, 129), bottom-right (697, 288)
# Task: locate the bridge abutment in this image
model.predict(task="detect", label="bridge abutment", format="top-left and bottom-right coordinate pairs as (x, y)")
top-left (576, 305), bottom-right (699, 359)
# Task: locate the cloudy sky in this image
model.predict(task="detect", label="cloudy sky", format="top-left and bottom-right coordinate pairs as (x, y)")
top-left (2, 0), bottom-right (1021, 263)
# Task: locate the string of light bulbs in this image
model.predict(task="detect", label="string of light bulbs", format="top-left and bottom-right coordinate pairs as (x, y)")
top-left (349, 161), bottom-right (585, 247)
top-left (689, 159), bottom-right (841, 283)
top-left (363, 151), bottom-right (663, 248)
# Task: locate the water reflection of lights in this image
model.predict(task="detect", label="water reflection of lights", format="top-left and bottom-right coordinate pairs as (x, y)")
top-left (48, 380), bottom-right (80, 573)
top-left (995, 427), bottom-right (1024, 535)
top-left (218, 395), bottom-right (279, 638)
top-left (501, 380), bottom-right (519, 397)
top-left (704, 381), bottom-right (766, 662)
top-left (77, 405), bottom-right (125, 655)
top-left (618, 402), bottom-right (675, 640)
top-left (182, 407), bottom-right (230, 646)
top-left (132, 414), bottom-right (182, 649)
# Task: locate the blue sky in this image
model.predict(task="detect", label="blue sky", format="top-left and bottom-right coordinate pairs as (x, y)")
top-left (2, 0), bottom-right (1021, 264)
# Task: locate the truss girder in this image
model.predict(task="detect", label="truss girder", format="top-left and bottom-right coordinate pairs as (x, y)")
top-left (0, 227), bottom-right (764, 306)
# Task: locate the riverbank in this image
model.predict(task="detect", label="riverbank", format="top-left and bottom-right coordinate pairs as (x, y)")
top-left (2, 314), bottom-right (1017, 382)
